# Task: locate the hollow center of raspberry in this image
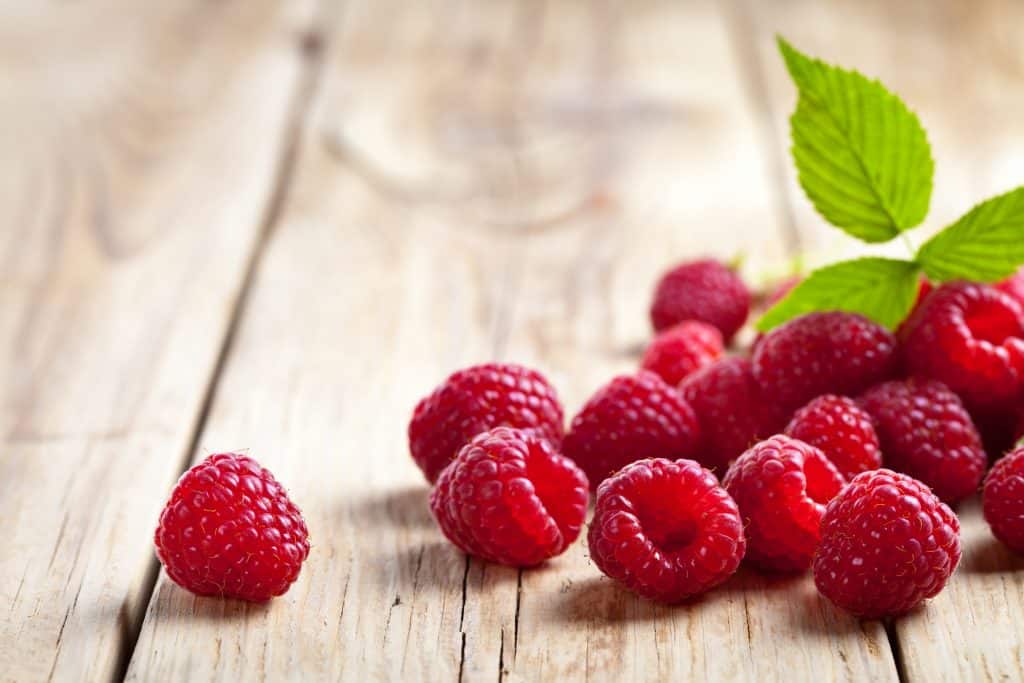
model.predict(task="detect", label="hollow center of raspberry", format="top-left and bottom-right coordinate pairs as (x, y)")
top-left (803, 456), bottom-right (844, 505)
top-left (964, 302), bottom-right (1024, 345)
top-left (640, 509), bottom-right (697, 553)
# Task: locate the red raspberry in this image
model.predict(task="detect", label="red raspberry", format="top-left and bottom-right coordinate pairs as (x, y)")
top-left (679, 357), bottom-right (789, 472)
top-left (813, 469), bottom-right (961, 619)
top-left (983, 446), bottom-right (1024, 554)
top-left (429, 428), bottom-right (588, 566)
top-left (408, 363), bottom-right (564, 483)
top-left (997, 267), bottom-right (1024, 309)
top-left (650, 259), bottom-right (751, 343)
top-left (640, 320), bottom-right (723, 386)
top-left (901, 282), bottom-right (1024, 411)
top-left (587, 458), bottom-right (745, 603)
top-left (724, 436), bottom-right (845, 572)
top-left (753, 311), bottom-right (898, 413)
top-left (858, 378), bottom-right (986, 504)
top-left (154, 452), bottom-right (310, 601)
top-left (563, 371), bottom-right (700, 490)
top-left (784, 395), bottom-right (882, 480)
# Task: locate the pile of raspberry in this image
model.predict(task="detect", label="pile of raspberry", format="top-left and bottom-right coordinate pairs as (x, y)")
top-left (407, 260), bottom-right (1024, 619)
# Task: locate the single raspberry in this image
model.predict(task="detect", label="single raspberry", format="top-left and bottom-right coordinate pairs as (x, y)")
top-left (408, 363), bottom-right (564, 483)
top-left (858, 378), bottom-right (986, 504)
top-left (896, 278), bottom-right (934, 340)
top-left (901, 281), bottom-right (1024, 411)
top-left (679, 357), bottom-right (789, 472)
top-left (563, 371), bottom-right (700, 490)
top-left (784, 395), bottom-right (882, 480)
top-left (983, 446), bottom-right (1024, 554)
top-left (154, 452), bottom-right (310, 601)
top-left (997, 267), bottom-right (1024, 309)
top-left (429, 427), bottom-right (588, 566)
top-left (753, 311), bottom-right (898, 413)
top-left (650, 259), bottom-right (751, 343)
top-left (813, 469), bottom-right (961, 619)
top-left (724, 435), bottom-right (845, 572)
top-left (640, 320), bottom-right (723, 386)
top-left (587, 458), bottom-right (745, 603)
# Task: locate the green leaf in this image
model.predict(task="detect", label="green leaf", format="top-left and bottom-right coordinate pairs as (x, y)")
top-left (778, 37), bottom-right (934, 243)
top-left (916, 186), bottom-right (1024, 282)
top-left (756, 257), bottom-right (921, 332)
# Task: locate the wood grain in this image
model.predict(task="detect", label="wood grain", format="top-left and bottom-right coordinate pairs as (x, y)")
top-left (124, 1), bottom-right (896, 680)
top-left (0, 1), bottom-right (320, 680)
top-left (736, 1), bottom-right (1024, 680)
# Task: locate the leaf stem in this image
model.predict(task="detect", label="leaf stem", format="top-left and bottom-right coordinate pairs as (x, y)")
top-left (900, 232), bottom-right (916, 257)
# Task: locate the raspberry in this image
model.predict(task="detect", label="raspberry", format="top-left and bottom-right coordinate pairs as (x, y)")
top-left (971, 405), bottom-right (1024, 460)
top-left (563, 371), bottom-right (700, 489)
top-left (813, 469), bottom-right (961, 619)
top-left (724, 436), bottom-right (845, 572)
top-left (679, 357), bottom-right (789, 472)
top-left (587, 458), bottom-right (745, 603)
top-left (408, 363), bottom-right (564, 483)
top-left (997, 267), bottom-right (1024, 309)
top-left (650, 259), bottom-right (750, 343)
top-left (640, 320), bottom-right (723, 386)
top-left (983, 446), bottom-right (1024, 554)
top-left (901, 282), bottom-right (1024, 411)
top-left (859, 378), bottom-right (986, 504)
top-left (753, 311), bottom-right (898, 413)
top-left (154, 452), bottom-right (310, 601)
top-left (429, 428), bottom-right (588, 566)
top-left (784, 395), bottom-right (882, 480)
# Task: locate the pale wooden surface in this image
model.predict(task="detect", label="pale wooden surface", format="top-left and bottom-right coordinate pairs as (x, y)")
top-left (1, 1), bottom-right (1022, 681)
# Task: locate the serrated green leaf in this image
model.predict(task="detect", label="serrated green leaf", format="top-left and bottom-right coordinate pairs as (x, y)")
top-left (916, 186), bottom-right (1024, 282)
top-left (756, 257), bottom-right (921, 332)
top-left (778, 37), bottom-right (934, 243)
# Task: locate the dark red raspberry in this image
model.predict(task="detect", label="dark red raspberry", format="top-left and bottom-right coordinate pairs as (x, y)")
top-left (640, 320), bottom-right (723, 386)
top-left (650, 259), bottom-right (751, 343)
top-left (813, 469), bottom-right (961, 619)
top-left (983, 446), bottom-right (1024, 554)
top-left (724, 435), bottom-right (845, 572)
top-left (753, 311), bottom-right (898, 413)
top-left (997, 267), bottom-right (1024, 309)
top-left (429, 427), bottom-right (588, 566)
top-left (679, 357), bottom-right (789, 472)
top-left (154, 452), bottom-right (310, 601)
top-left (408, 363), bottom-right (564, 483)
top-left (858, 378), bottom-right (986, 504)
top-left (563, 371), bottom-right (700, 490)
top-left (971, 405), bottom-right (1024, 460)
top-left (588, 458), bottom-right (745, 603)
top-left (785, 395), bottom-right (882, 480)
top-left (901, 282), bottom-right (1024, 411)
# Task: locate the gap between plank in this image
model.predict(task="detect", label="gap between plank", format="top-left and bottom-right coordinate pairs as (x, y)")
top-left (112, 6), bottom-right (335, 681)
top-left (719, 0), bottom-right (803, 257)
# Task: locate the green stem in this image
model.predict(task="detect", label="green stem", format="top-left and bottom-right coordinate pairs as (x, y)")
top-left (900, 232), bottom-right (916, 257)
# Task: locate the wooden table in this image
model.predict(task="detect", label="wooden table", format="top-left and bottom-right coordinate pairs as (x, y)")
top-left (3, 1), bottom-right (1024, 680)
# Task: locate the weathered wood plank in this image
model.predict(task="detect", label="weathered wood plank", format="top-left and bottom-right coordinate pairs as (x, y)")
top-left (737, 1), bottom-right (1024, 680)
top-left (0, 1), bottom-right (319, 680)
top-left (126, 1), bottom-right (896, 681)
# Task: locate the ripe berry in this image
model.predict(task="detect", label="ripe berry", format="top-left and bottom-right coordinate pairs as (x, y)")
top-left (679, 357), bottom-right (789, 473)
top-left (997, 267), bottom-right (1024, 309)
top-left (640, 320), bottom-right (723, 386)
top-left (901, 281), bottom-right (1024, 412)
top-left (587, 458), bottom-right (745, 603)
top-left (563, 371), bottom-right (700, 490)
top-left (154, 452), bottom-right (310, 602)
top-left (753, 311), bottom-right (898, 413)
top-left (813, 469), bottom-right (960, 619)
top-left (983, 446), bottom-right (1024, 554)
top-left (650, 259), bottom-right (750, 343)
top-left (859, 378), bottom-right (986, 504)
top-left (724, 436), bottom-right (845, 572)
top-left (785, 395), bottom-right (882, 480)
top-left (408, 363), bottom-right (564, 483)
top-left (430, 428), bottom-right (588, 567)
